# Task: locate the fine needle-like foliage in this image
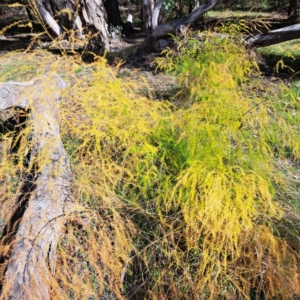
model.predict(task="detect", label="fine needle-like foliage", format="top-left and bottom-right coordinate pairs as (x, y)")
top-left (147, 27), bottom-right (300, 299)
top-left (0, 24), bottom-right (299, 299)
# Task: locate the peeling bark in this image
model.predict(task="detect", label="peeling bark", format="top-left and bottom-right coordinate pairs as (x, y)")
top-left (34, 0), bottom-right (63, 36)
top-left (6, 0), bottom-right (110, 51)
top-left (80, 0), bottom-right (110, 51)
top-left (0, 74), bottom-right (73, 300)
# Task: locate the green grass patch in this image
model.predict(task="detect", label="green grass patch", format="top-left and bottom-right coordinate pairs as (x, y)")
top-left (258, 39), bottom-right (300, 75)
top-left (258, 39), bottom-right (300, 57)
top-left (0, 54), bottom-right (39, 81)
top-left (206, 10), bottom-right (275, 19)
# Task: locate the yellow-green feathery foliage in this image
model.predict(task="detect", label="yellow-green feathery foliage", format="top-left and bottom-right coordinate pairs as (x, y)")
top-left (0, 25), bottom-right (299, 300)
top-left (128, 28), bottom-right (300, 299)
top-left (0, 51), bottom-right (167, 299)
top-left (55, 56), bottom-right (172, 299)
top-left (0, 51), bottom-right (155, 298)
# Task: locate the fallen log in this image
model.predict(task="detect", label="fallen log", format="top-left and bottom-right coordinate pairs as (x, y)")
top-left (0, 74), bottom-right (73, 300)
top-left (150, 0), bottom-right (300, 52)
top-left (151, 0), bottom-right (223, 51)
top-left (245, 23), bottom-right (300, 48)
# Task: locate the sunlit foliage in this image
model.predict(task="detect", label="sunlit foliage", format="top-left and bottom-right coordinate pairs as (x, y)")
top-left (0, 25), bottom-right (300, 299)
top-left (148, 28), bottom-right (300, 299)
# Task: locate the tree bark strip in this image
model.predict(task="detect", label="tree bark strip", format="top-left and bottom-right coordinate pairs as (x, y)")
top-left (81, 0), bottom-right (110, 51)
top-left (0, 74), bottom-right (73, 300)
top-left (33, 0), bottom-right (63, 37)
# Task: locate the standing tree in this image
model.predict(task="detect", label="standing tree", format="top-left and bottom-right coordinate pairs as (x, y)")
top-left (103, 0), bottom-right (123, 27)
top-left (2, 0), bottom-right (110, 51)
top-left (288, 0), bottom-right (300, 19)
top-left (141, 0), bottom-right (153, 32)
top-left (151, 0), bottom-right (164, 30)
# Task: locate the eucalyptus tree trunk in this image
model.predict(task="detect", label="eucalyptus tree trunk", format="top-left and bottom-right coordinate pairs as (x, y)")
top-left (141, 0), bottom-right (153, 32)
top-left (288, 0), bottom-right (300, 19)
top-left (151, 0), bottom-right (163, 30)
top-left (82, 0), bottom-right (110, 50)
top-left (25, 0), bottom-right (110, 50)
top-left (103, 0), bottom-right (123, 26)
top-left (0, 74), bottom-right (73, 300)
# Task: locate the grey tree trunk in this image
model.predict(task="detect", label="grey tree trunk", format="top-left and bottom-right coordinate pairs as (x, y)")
top-left (150, 0), bottom-right (300, 51)
top-left (184, 0), bottom-right (220, 23)
top-left (245, 24), bottom-right (300, 48)
top-left (141, 0), bottom-right (153, 32)
top-left (0, 74), bottom-right (73, 300)
top-left (151, 0), bottom-right (163, 30)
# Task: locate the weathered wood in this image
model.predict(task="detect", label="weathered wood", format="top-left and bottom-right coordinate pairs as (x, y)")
top-left (81, 0), bottom-right (110, 51)
top-left (185, 0), bottom-right (221, 24)
top-left (34, 0), bottom-right (63, 36)
top-left (245, 24), bottom-right (300, 48)
top-left (151, 0), bottom-right (223, 50)
top-left (155, 38), bottom-right (174, 51)
top-left (151, 0), bottom-right (222, 51)
top-left (151, 0), bottom-right (300, 51)
top-left (3, 0), bottom-right (109, 50)
top-left (123, 14), bottom-right (134, 37)
top-left (0, 74), bottom-right (73, 300)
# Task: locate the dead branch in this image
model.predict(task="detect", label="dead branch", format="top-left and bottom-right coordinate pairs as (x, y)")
top-left (245, 23), bottom-right (300, 48)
